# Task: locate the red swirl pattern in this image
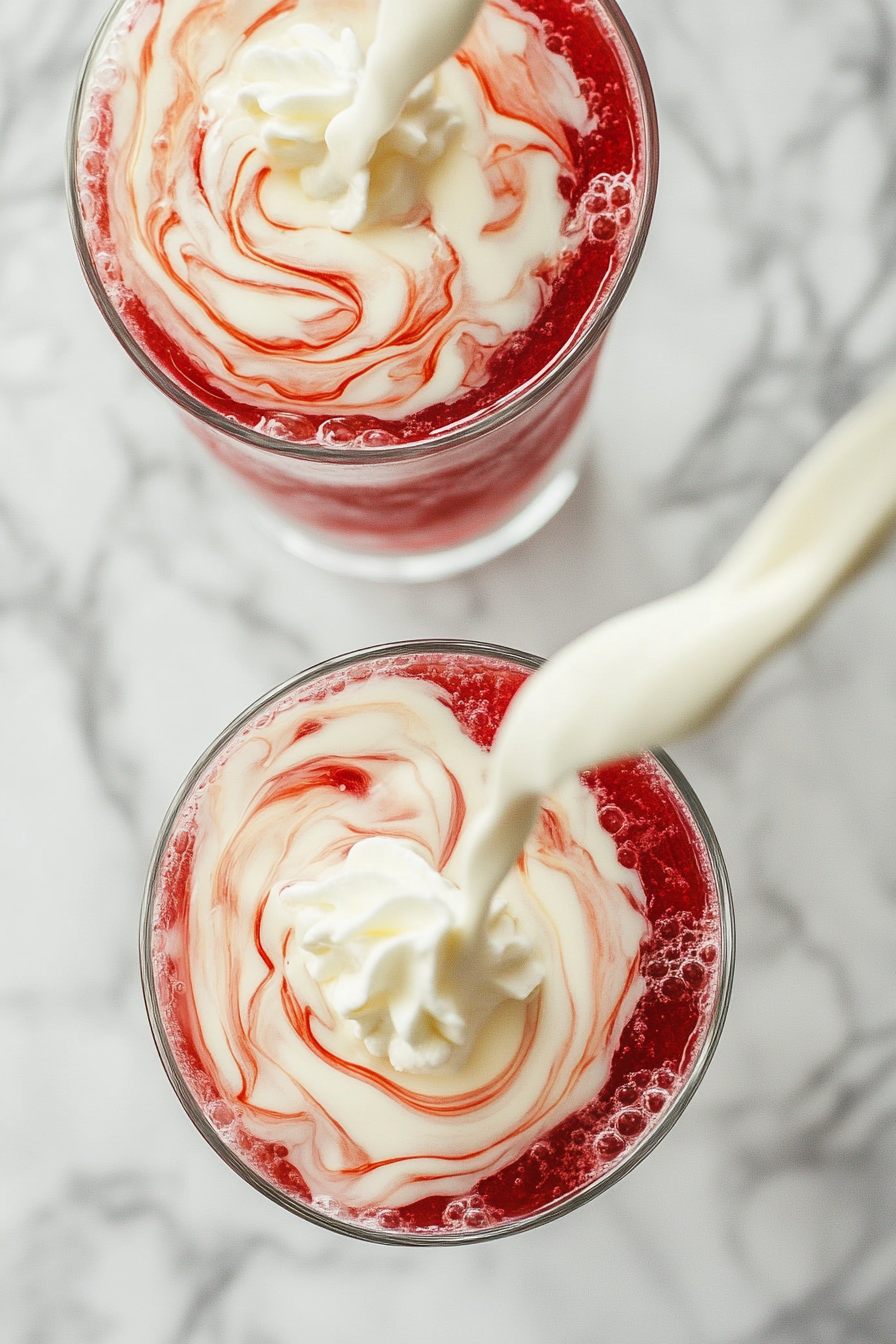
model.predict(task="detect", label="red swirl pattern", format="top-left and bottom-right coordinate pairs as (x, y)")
top-left (150, 654), bottom-right (723, 1233)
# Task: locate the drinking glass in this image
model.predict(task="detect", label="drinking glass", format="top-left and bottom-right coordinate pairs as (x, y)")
top-left (141, 639), bottom-right (734, 1244)
top-left (68, 0), bottom-right (658, 580)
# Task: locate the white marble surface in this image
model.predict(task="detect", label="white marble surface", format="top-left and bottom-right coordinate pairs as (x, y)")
top-left (4, 0), bottom-right (896, 1338)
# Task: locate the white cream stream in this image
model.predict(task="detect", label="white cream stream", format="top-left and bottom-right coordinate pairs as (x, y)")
top-left (233, 0), bottom-right (485, 230)
top-left (271, 385), bottom-right (896, 1083)
top-left (230, 14), bottom-right (468, 231)
top-left (462, 376), bottom-right (896, 917)
top-left (325, 0), bottom-right (485, 194)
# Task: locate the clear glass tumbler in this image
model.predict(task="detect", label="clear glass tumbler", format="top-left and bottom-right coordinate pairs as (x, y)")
top-left (141, 640), bottom-right (734, 1244)
top-left (68, 0), bottom-right (658, 580)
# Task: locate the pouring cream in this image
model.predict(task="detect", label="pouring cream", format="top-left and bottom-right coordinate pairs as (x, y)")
top-left (281, 378), bottom-right (896, 1082)
top-left (227, 2), bottom-right (478, 232)
top-left (324, 0), bottom-right (485, 206)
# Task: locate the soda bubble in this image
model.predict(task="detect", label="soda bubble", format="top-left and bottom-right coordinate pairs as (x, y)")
top-left (463, 1208), bottom-right (489, 1229)
top-left (598, 804), bottom-right (626, 833)
top-left (616, 1110), bottom-right (647, 1138)
top-left (94, 61), bottom-right (123, 91)
top-left (682, 960), bottom-right (707, 987)
top-left (358, 429), bottom-right (399, 448)
top-left (316, 419), bottom-right (355, 446)
top-left (596, 1131), bottom-right (625, 1159)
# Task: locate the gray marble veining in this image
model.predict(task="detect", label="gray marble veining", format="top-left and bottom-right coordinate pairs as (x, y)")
top-left (4, 0), bottom-right (896, 1339)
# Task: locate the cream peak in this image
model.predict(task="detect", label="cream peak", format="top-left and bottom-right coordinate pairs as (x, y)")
top-left (278, 835), bottom-right (543, 1074)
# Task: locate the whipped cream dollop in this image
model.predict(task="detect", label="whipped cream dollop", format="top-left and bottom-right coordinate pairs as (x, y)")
top-left (278, 835), bottom-right (543, 1072)
top-left (461, 377), bottom-right (896, 921)
top-left (324, 0), bottom-right (484, 185)
top-left (227, 24), bottom-right (462, 231)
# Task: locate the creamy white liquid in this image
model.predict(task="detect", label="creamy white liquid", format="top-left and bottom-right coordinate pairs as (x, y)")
top-left (326, 0), bottom-right (485, 187)
top-left (229, 24), bottom-right (464, 231)
top-left (463, 375), bottom-right (896, 914)
top-left (292, 352), bottom-right (896, 1089)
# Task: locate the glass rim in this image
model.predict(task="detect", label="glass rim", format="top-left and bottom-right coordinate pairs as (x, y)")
top-left (67, 0), bottom-right (659, 466)
top-left (140, 638), bottom-right (735, 1246)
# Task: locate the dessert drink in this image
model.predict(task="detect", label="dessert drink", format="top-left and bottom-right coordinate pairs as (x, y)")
top-left (70, 0), bottom-right (657, 576)
top-left (142, 642), bottom-right (732, 1243)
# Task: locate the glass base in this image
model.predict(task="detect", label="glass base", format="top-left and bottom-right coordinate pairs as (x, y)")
top-left (242, 409), bottom-right (592, 582)
top-left (246, 463), bottom-right (582, 582)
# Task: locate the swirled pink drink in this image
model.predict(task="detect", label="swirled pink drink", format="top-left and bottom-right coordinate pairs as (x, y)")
top-left (72, 0), bottom-right (655, 565)
top-left (144, 647), bottom-right (729, 1241)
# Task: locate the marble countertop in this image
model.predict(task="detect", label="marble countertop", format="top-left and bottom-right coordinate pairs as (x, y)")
top-left (4, 0), bottom-right (896, 1338)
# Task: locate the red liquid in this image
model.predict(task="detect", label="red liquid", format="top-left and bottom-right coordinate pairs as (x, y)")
top-left (151, 651), bottom-right (724, 1237)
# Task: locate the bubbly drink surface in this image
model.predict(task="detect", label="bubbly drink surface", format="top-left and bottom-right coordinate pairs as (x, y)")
top-left (75, 0), bottom-right (645, 447)
top-left (149, 652), bottom-right (722, 1236)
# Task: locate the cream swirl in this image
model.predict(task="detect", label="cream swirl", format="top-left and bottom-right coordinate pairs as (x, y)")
top-left (176, 673), bottom-right (647, 1209)
top-left (278, 835), bottom-right (543, 1073)
top-left (86, 0), bottom-right (591, 418)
